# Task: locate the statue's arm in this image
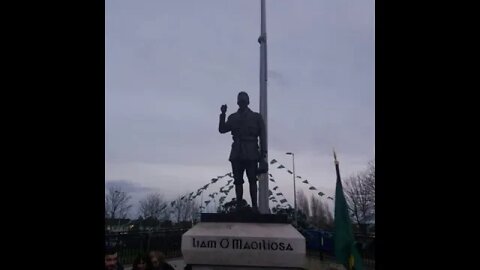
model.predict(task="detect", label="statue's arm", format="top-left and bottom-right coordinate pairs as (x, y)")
top-left (219, 113), bottom-right (231, 134)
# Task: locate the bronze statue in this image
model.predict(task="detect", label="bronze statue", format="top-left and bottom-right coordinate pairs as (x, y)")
top-left (219, 92), bottom-right (267, 211)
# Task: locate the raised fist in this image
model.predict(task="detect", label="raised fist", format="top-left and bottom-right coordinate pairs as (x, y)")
top-left (221, 104), bottom-right (227, 114)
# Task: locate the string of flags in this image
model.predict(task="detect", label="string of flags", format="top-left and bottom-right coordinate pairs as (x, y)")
top-left (269, 158), bottom-right (333, 200)
top-left (165, 157), bottom-right (335, 213)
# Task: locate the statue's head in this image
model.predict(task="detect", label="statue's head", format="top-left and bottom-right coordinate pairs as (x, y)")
top-left (237, 92), bottom-right (250, 109)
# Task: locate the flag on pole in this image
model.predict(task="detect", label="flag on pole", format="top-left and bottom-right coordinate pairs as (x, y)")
top-left (333, 150), bottom-right (363, 270)
top-left (219, 196), bottom-right (226, 204)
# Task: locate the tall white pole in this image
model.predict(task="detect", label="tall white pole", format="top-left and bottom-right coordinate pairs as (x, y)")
top-left (258, 0), bottom-right (269, 214)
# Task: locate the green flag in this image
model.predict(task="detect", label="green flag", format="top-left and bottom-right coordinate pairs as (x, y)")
top-left (334, 152), bottom-right (363, 270)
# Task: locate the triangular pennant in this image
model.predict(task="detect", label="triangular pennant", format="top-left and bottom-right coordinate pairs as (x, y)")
top-left (270, 159), bottom-right (278, 164)
top-left (287, 170), bottom-right (293, 174)
top-left (273, 186), bottom-right (279, 191)
top-left (327, 196), bottom-right (334, 200)
top-left (280, 199), bottom-right (287, 204)
top-left (309, 186), bottom-right (317, 190)
top-left (277, 165), bottom-right (285, 169)
top-left (318, 192), bottom-right (325, 196)
top-left (296, 176), bottom-right (302, 179)
top-left (276, 193), bottom-right (283, 196)
top-left (269, 178), bottom-right (275, 182)
top-left (302, 180), bottom-right (309, 184)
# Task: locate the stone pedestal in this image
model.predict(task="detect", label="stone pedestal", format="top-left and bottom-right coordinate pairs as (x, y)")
top-left (181, 213), bottom-right (306, 269)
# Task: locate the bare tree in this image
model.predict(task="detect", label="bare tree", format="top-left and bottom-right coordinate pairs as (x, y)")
top-left (365, 160), bottom-right (375, 207)
top-left (344, 160), bottom-right (375, 231)
top-left (296, 190), bottom-right (310, 217)
top-left (324, 202), bottom-right (334, 227)
top-left (139, 193), bottom-right (167, 220)
top-left (172, 196), bottom-right (199, 223)
top-left (310, 195), bottom-right (334, 229)
top-left (105, 186), bottom-right (132, 219)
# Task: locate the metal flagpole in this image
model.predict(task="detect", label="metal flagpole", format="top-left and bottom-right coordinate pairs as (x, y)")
top-left (258, 0), bottom-right (269, 214)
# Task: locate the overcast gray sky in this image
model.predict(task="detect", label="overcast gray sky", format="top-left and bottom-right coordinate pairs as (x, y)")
top-left (105, 0), bottom-right (374, 217)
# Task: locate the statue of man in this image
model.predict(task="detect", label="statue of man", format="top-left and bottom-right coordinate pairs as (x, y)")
top-left (219, 92), bottom-right (267, 211)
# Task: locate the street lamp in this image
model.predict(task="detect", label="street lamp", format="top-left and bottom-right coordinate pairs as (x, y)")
top-left (286, 152), bottom-right (297, 227)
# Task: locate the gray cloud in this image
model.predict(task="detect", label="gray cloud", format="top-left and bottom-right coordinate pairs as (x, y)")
top-left (105, 180), bottom-right (151, 194)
